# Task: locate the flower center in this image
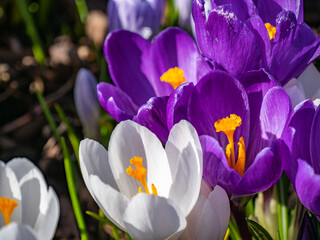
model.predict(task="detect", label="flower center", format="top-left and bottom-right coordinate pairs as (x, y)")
top-left (160, 67), bottom-right (187, 89)
top-left (126, 156), bottom-right (158, 195)
top-left (0, 197), bottom-right (18, 226)
top-left (214, 114), bottom-right (246, 176)
top-left (265, 23), bottom-right (276, 40)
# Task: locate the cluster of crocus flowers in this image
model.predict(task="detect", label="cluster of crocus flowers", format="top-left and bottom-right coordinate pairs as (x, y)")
top-left (0, 158), bottom-right (59, 240)
top-left (79, 120), bottom-right (230, 239)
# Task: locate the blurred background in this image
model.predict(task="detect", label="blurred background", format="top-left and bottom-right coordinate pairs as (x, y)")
top-left (0, 0), bottom-right (320, 239)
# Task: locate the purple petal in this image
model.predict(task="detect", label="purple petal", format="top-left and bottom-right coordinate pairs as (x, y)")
top-left (310, 104), bottom-right (320, 174)
top-left (97, 82), bottom-right (139, 121)
top-left (150, 27), bottom-right (201, 96)
top-left (233, 139), bottom-right (287, 196)
top-left (133, 96), bottom-right (169, 143)
top-left (200, 135), bottom-right (242, 196)
top-left (252, 0), bottom-right (303, 25)
top-left (295, 159), bottom-right (320, 216)
top-left (213, 0), bottom-right (258, 21)
top-left (260, 86), bottom-right (292, 143)
top-left (166, 82), bottom-right (195, 130)
top-left (104, 30), bottom-right (155, 106)
top-left (193, 4), bottom-right (263, 77)
top-left (269, 10), bottom-right (319, 85)
top-left (188, 71), bottom-right (250, 151)
top-left (240, 69), bottom-right (277, 166)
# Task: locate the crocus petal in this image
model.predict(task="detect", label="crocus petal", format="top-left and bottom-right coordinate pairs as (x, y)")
top-left (150, 27), bottom-right (201, 96)
top-left (104, 30), bottom-right (155, 106)
top-left (208, 186), bottom-right (230, 240)
top-left (200, 135), bottom-right (241, 196)
top-left (123, 194), bottom-right (186, 240)
top-left (285, 99), bottom-right (314, 183)
top-left (193, 4), bottom-right (262, 77)
top-left (234, 140), bottom-right (286, 196)
top-left (253, 0), bottom-right (303, 25)
top-left (310, 104), bottom-right (320, 174)
top-left (295, 159), bottom-right (320, 216)
top-left (296, 63), bottom-right (320, 99)
top-left (269, 10), bottom-right (319, 85)
top-left (79, 139), bottom-right (118, 195)
top-left (33, 187), bottom-right (59, 240)
top-left (89, 175), bottom-right (129, 230)
top-left (166, 82), bottom-right (194, 130)
top-left (97, 82), bottom-right (139, 121)
top-left (108, 121), bottom-right (172, 198)
top-left (188, 71), bottom-right (250, 150)
top-left (7, 158), bottom-right (48, 227)
top-left (0, 223), bottom-right (38, 240)
top-left (133, 96), bottom-right (169, 144)
top-left (165, 120), bottom-right (202, 216)
top-left (284, 78), bottom-right (307, 107)
top-left (0, 162), bottom-right (22, 225)
top-left (260, 86), bottom-right (292, 143)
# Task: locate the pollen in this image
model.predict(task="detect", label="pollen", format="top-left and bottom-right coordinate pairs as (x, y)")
top-left (0, 197), bottom-right (18, 226)
top-left (126, 156), bottom-right (158, 195)
top-left (160, 67), bottom-right (187, 89)
top-left (215, 114), bottom-right (246, 176)
top-left (265, 23), bottom-right (276, 40)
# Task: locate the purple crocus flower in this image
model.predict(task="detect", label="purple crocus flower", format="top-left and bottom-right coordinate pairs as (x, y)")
top-left (284, 99), bottom-right (320, 216)
top-left (107, 0), bottom-right (165, 39)
top-left (192, 0), bottom-right (320, 85)
top-left (167, 70), bottom-right (291, 196)
top-left (97, 27), bottom-right (212, 142)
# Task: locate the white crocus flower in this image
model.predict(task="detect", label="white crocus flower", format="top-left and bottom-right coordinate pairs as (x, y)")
top-left (284, 63), bottom-right (320, 107)
top-left (79, 120), bottom-right (203, 239)
top-left (181, 180), bottom-right (230, 240)
top-left (0, 158), bottom-right (60, 240)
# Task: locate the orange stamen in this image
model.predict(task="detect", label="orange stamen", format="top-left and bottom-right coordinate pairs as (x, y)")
top-left (265, 23), bottom-right (276, 40)
top-left (160, 67), bottom-right (187, 89)
top-left (0, 197), bottom-right (18, 225)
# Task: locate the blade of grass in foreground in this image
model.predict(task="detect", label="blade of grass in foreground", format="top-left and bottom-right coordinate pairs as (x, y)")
top-left (62, 137), bottom-right (89, 240)
top-left (15, 0), bottom-right (45, 64)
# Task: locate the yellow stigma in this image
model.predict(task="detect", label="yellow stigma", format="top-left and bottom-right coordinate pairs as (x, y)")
top-left (126, 156), bottom-right (158, 195)
top-left (265, 23), bottom-right (276, 40)
top-left (160, 67), bottom-right (187, 89)
top-left (214, 114), bottom-right (246, 176)
top-left (0, 197), bottom-right (18, 225)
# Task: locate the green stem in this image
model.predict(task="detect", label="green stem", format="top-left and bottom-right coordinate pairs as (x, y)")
top-left (15, 0), bottom-right (45, 64)
top-left (229, 216), bottom-right (242, 240)
top-left (36, 90), bottom-right (61, 145)
top-left (61, 137), bottom-right (89, 240)
top-left (277, 175), bottom-right (288, 240)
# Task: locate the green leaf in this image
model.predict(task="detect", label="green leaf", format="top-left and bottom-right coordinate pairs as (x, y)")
top-left (247, 219), bottom-right (273, 240)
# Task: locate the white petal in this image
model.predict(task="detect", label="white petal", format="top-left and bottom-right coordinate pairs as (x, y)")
top-left (7, 158), bottom-right (47, 228)
top-left (108, 120), bottom-right (172, 198)
top-left (297, 63), bottom-right (320, 98)
top-left (208, 186), bottom-right (230, 240)
top-left (79, 139), bottom-right (118, 196)
top-left (284, 78), bottom-right (306, 107)
top-left (0, 162), bottom-right (22, 226)
top-left (89, 175), bottom-right (129, 230)
top-left (165, 120), bottom-right (203, 216)
top-left (123, 194), bottom-right (186, 240)
top-left (0, 223), bottom-right (38, 240)
top-left (33, 187), bottom-right (59, 240)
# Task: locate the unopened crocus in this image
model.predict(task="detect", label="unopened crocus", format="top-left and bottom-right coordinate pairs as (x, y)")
top-left (181, 180), bottom-right (230, 240)
top-left (79, 120), bottom-right (203, 239)
top-left (167, 70), bottom-right (291, 196)
top-left (98, 27), bottom-right (211, 142)
top-left (192, 0), bottom-right (320, 85)
top-left (107, 0), bottom-right (164, 39)
top-left (284, 99), bottom-right (320, 217)
top-left (174, 0), bottom-right (193, 29)
top-left (0, 158), bottom-right (59, 240)
top-left (74, 68), bottom-right (100, 139)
